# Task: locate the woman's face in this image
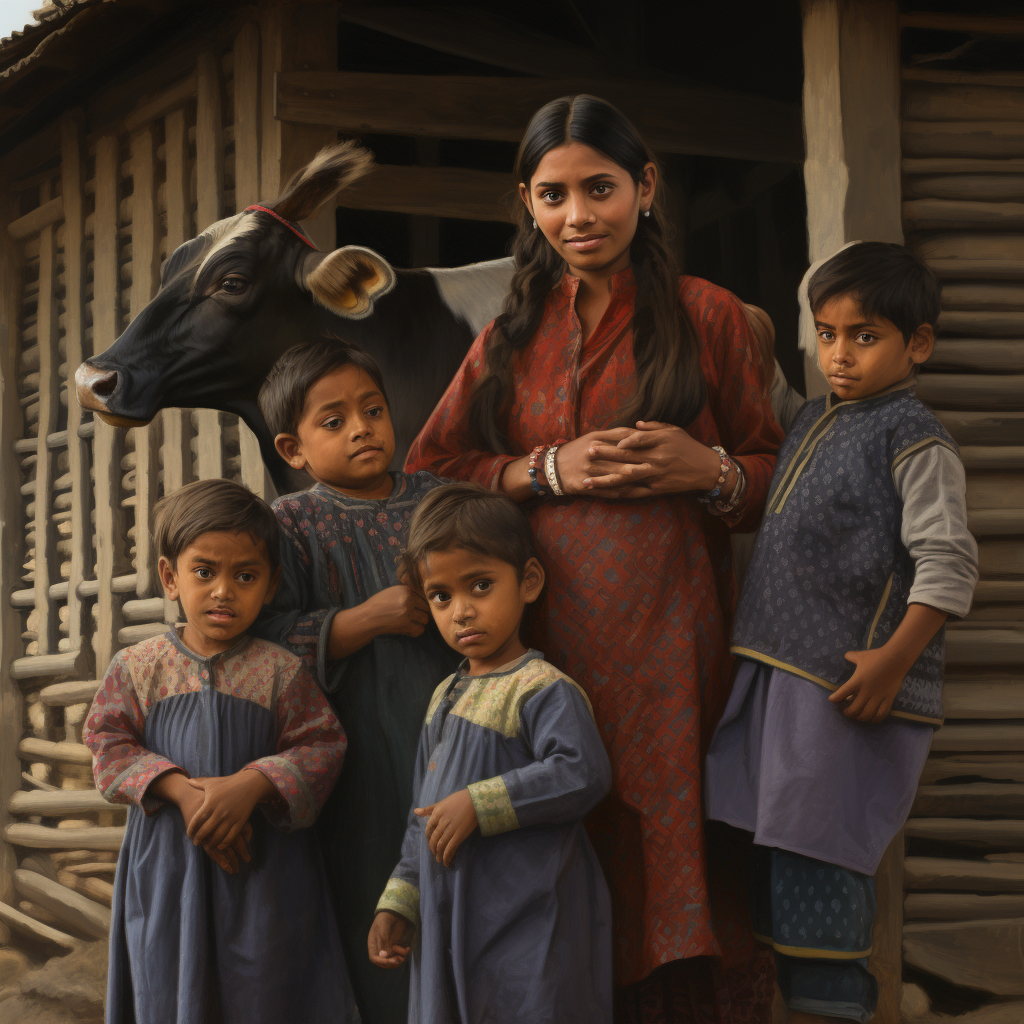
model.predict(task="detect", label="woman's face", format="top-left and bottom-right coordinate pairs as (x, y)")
top-left (520, 141), bottom-right (656, 277)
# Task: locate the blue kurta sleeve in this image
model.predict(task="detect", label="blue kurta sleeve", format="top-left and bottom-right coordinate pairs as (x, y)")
top-left (468, 680), bottom-right (612, 837)
top-left (375, 722), bottom-right (431, 929)
top-left (251, 503), bottom-right (341, 690)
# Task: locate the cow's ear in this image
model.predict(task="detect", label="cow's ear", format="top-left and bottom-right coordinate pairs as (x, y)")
top-left (300, 245), bottom-right (396, 319)
top-left (271, 141), bottom-right (373, 222)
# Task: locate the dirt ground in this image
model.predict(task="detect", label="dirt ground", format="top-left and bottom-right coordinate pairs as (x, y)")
top-left (0, 941), bottom-right (106, 1024)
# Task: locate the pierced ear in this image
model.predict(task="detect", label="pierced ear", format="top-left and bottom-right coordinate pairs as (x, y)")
top-left (908, 323), bottom-right (935, 365)
top-left (274, 433), bottom-right (306, 469)
top-left (298, 245), bottom-right (396, 319)
top-left (157, 555), bottom-right (179, 601)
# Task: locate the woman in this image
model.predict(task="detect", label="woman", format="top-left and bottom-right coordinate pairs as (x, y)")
top-left (406, 95), bottom-right (783, 1021)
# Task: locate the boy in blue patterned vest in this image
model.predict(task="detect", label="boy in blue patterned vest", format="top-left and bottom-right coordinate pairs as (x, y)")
top-left (705, 242), bottom-right (978, 1024)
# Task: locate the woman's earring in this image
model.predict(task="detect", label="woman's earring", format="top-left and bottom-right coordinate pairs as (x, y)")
top-left (643, 210), bottom-right (650, 218)
top-left (532, 218), bottom-right (537, 229)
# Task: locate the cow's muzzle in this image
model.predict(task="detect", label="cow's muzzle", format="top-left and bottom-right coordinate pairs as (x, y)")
top-left (74, 362), bottom-right (152, 427)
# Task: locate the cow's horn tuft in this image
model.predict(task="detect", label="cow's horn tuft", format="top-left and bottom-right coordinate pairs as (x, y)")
top-left (269, 141), bottom-right (373, 223)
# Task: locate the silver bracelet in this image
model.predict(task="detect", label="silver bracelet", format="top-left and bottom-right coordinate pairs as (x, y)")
top-left (711, 460), bottom-right (746, 516)
top-left (544, 445), bottom-right (564, 496)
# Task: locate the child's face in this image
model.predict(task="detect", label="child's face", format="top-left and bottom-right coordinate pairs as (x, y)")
top-left (274, 365), bottom-right (396, 496)
top-left (158, 531), bottom-right (279, 657)
top-left (815, 294), bottom-right (934, 401)
top-left (419, 547), bottom-right (545, 675)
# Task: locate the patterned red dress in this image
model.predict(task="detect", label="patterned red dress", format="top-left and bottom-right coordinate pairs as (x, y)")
top-left (406, 270), bottom-right (783, 998)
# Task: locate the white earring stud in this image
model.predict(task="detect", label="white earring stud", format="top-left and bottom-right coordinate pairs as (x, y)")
top-left (532, 218), bottom-right (537, 229)
top-left (643, 210), bottom-right (650, 218)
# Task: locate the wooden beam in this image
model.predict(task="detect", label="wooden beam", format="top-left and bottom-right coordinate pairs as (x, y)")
top-left (903, 121), bottom-right (1024, 160)
top-left (938, 411), bottom-right (1024, 447)
top-left (339, 164), bottom-right (512, 222)
top-left (870, 833), bottom-right (904, 1024)
top-left (12, 869), bottom-right (110, 939)
top-left (17, 738), bottom-right (92, 768)
top-left (0, 900), bottom-right (80, 952)
top-left (7, 196), bottom-right (63, 240)
top-left (930, 722), bottom-right (1024, 752)
top-left (275, 70), bottom-right (803, 165)
top-left (905, 856), bottom-right (1024, 891)
top-left (903, 67), bottom-right (1024, 88)
top-left (920, 755), bottom-right (1024, 785)
top-left (943, 681), bottom-right (1024, 718)
top-left (337, 4), bottom-right (615, 78)
top-left (903, 83), bottom-right (1024, 123)
top-left (917, 374), bottom-right (1024, 410)
top-left (905, 818), bottom-right (1024, 846)
top-left (10, 647), bottom-right (91, 680)
top-left (946, 628), bottom-right (1024, 665)
top-left (39, 680), bottom-right (101, 707)
top-left (912, 784), bottom-right (1024, 817)
top-left (930, 343), bottom-right (1024, 374)
top-left (4, 823), bottom-right (124, 852)
top-left (903, 918), bottom-right (1024, 996)
top-left (9, 789), bottom-right (121, 817)
top-left (905, 198), bottom-right (1024, 230)
top-left (899, 12), bottom-right (1024, 35)
top-left (123, 73), bottom-right (197, 135)
top-left (905, 893), bottom-right (1024, 922)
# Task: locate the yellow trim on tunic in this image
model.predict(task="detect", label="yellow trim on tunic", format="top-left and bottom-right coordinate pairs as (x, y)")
top-left (468, 775), bottom-right (519, 836)
top-left (754, 932), bottom-right (872, 960)
top-left (890, 435), bottom-right (958, 478)
top-left (376, 877), bottom-right (420, 931)
top-left (729, 648), bottom-right (944, 726)
top-left (424, 675), bottom-right (454, 726)
top-left (865, 574), bottom-right (894, 650)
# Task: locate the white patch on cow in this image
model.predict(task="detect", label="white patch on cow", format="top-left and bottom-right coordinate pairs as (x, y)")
top-left (425, 258), bottom-right (515, 338)
top-left (194, 213), bottom-right (261, 282)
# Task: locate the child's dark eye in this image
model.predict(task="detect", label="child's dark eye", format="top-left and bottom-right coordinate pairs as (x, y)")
top-left (472, 580), bottom-right (492, 593)
top-left (857, 333), bottom-right (875, 344)
top-left (429, 591), bottom-right (450, 604)
top-left (194, 567), bottom-right (213, 580)
top-left (367, 406), bottom-right (384, 418)
top-left (818, 330), bottom-right (834, 342)
top-left (322, 416), bottom-right (342, 430)
top-left (237, 572), bottom-right (256, 583)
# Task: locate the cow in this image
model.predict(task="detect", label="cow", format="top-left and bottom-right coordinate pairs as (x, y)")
top-left (74, 141), bottom-right (514, 491)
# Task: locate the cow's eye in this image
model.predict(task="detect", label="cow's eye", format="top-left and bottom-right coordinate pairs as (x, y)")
top-left (219, 275), bottom-right (249, 295)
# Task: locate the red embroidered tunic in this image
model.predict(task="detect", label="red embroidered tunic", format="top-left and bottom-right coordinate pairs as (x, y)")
top-left (406, 270), bottom-right (783, 984)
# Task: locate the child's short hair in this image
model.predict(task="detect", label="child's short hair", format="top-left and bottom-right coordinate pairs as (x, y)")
top-left (258, 337), bottom-right (389, 437)
top-left (807, 241), bottom-right (940, 344)
top-left (403, 483), bottom-right (540, 590)
top-left (153, 479), bottom-right (280, 571)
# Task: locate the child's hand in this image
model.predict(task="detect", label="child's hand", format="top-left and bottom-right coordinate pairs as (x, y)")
top-left (185, 769), bottom-right (276, 852)
top-left (366, 585), bottom-right (430, 638)
top-left (830, 647), bottom-right (905, 722)
top-left (201, 822), bottom-right (254, 875)
top-left (415, 789), bottom-right (478, 866)
top-left (368, 911), bottom-right (414, 968)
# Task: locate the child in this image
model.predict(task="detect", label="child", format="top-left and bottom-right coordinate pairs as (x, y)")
top-left (251, 337), bottom-right (459, 1024)
top-left (705, 242), bottom-right (979, 1024)
top-left (83, 479), bottom-right (357, 1024)
top-left (368, 482), bottom-right (613, 1024)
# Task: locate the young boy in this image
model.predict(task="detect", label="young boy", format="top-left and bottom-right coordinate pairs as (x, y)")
top-left (251, 337), bottom-right (459, 1024)
top-left (705, 242), bottom-right (978, 1024)
top-left (84, 479), bottom-right (356, 1024)
top-left (369, 482), bottom-right (613, 1024)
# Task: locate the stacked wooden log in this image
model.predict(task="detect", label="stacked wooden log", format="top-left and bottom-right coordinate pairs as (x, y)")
top-left (902, 64), bottom-right (1024, 1017)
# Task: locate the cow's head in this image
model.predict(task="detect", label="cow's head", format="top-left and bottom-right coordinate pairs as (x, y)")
top-left (75, 141), bottom-right (395, 427)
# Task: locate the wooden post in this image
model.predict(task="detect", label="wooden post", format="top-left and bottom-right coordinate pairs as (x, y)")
top-left (260, 1), bottom-right (338, 250)
top-left (60, 116), bottom-right (92, 659)
top-left (195, 50), bottom-right (225, 480)
top-left (800, 0), bottom-right (903, 398)
top-left (33, 179), bottom-right (59, 655)
top-left (129, 126), bottom-right (162, 598)
top-left (233, 20), bottom-right (272, 499)
top-left (871, 831), bottom-right (906, 1024)
top-left (92, 134), bottom-right (127, 672)
top-left (0, 187), bottom-right (24, 939)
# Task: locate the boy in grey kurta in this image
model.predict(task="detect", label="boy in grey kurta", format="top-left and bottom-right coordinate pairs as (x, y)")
top-left (369, 483), bottom-right (613, 1024)
top-left (706, 243), bottom-right (978, 1024)
top-left (251, 339), bottom-right (458, 1024)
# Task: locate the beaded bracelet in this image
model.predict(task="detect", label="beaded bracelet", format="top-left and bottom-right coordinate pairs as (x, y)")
top-left (698, 446), bottom-right (732, 505)
top-left (710, 460), bottom-right (747, 516)
top-left (544, 445), bottom-right (565, 496)
top-left (527, 444), bottom-right (549, 498)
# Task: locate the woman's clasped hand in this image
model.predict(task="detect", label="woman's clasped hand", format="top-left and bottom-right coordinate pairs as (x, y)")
top-left (556, 421), bottom-right (725, 500)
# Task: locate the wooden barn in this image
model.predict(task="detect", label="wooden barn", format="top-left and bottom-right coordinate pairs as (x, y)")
top-left (0, 1), bottom-right (1019, 1020)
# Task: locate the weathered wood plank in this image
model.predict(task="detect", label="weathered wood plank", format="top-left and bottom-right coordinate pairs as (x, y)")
top-left (9, 789), bottom-right (120, 817)
top-left (942, 284), bottom-right (1024, 310)
top-left (937, 411), bottom-right (1024, 447)
top-left (339, 164), bottom-right (512, 222)
top-left (947, 628), bottom-right (1024, 665)
top-left (276, 70), bottom-right (804, 164)
top-left (944, 681), bottom-right (1024, 719)
top-left (58, 870), bottom-right (114, 908)
top-left (940, 312), bottom-right (1024, 337)
top-left (903, 69), bottom-right (1024, 89)
top-left (39, 680), bottom-right (101, 706)
top-left (917, 373), bottom-right (1024, 409)
top-left (921, 756), bottom-right (1024, 785)
top-left (899, 11), bottom-right (1024, 34)
top-left (903, 121), bottom-right (1024, 159)
top-left (129, 125), bottom-right (162, 599)
top-left (904, 856), bottom-right (1024, 891)
top-left (903, 918), bottom-right (1024, 995)
top-left (4, 824), bottom-right (124, 852)
top-left (196, 50), bottom-right (225, 480)
top-left (123, 73), bottom-right (197, 134)
top-left (7, 196), bottom-right (63, 240)
top-left (969, 509), bottom-right (1024, 535)
top-left (917, 232), bottom-right (1024, 262)
top-left (903, 83), bottom-right (1024, 123)
top-left (962, 446), bottom-right (1024, 472)
top-left (930, 341), bottom-right (1024, 373)
top-left (60, 117), bottom-right (91, 660)
top-left (905, 819), bottom-right (1024, 846)
top-left (870, 833), bottom-right (904, 1024)
top-left (10, 648), bottom-right (91, 680)
top-left (33, 179), bottom-right (59, 658)
top-left (905, 198), bottom-right (1024, 230)
top-left (117, 623), bottom-right (167, 645)
top-left (0, 900), bottom-right (80, 951)
top-left (905, 893), bottom-right (1024, 922)
top-left (92, 133), bottom-right (127, 671)
top-left (906, 175), bottom-right (1024, 203)
top-left (12, 869), bottom-right (110, 939)
top-left (930, 723), bottom-right (1024, 752)
top-left (17, 738), bottom-right (92, 768)
top-left (926, 258), bottom-right (1024, 280)
top-left (912, 784), bottom-right (1024, 818)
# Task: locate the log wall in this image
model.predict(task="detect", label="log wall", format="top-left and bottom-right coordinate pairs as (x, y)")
top-left (0, 5), bottom-right (334, 956)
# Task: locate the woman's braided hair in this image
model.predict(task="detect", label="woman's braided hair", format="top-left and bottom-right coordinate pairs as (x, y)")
top-left (468, 94), bottom-right (706, 454)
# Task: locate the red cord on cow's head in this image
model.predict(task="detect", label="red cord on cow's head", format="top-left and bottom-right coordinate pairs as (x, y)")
top-left (244, 205), bottom-right (319, 249)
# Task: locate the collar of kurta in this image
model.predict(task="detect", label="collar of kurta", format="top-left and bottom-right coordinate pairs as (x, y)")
top-left (165, 626), bottom-right (253, 665)
top-left (560, 265), bottom-right (636, 298)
